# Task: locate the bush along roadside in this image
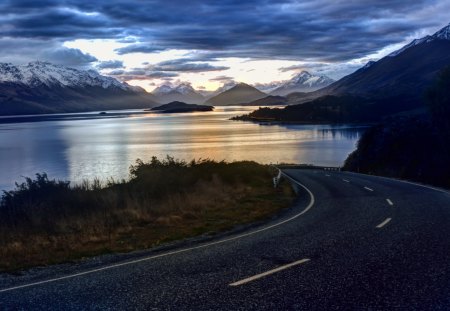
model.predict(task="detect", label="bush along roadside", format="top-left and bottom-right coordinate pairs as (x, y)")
top-left (0, 156), bottom-right (295, 272)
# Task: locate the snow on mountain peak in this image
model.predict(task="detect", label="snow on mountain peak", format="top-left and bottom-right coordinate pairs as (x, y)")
top-left (289, 71), bottom-right (333, 87)
top-left (0, 61), bottom-right (134, 91)
top-left (362, 61), bottom-right (376, 69)
top-left (388, 36), bottom-right (431, 57)
top-left (291, 71), bottom-right (312, 82)
top-left (433, 23), bottom-right (450, 40)
top-left (174, 82), bottom-right (196, 95)
top-left (297, 70), bottom-right (312, 77)
top-left (388, 23), bottom-right (450, 57)
top-left (153, 82), bottom-right (198, 95)
top-left (270, 71), bottom-right (334, 95)
top-left (153, 84), bottom-right (174, 94)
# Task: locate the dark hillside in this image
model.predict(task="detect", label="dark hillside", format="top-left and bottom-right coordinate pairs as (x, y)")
top-left (343, 67), bottom-right (450, 188)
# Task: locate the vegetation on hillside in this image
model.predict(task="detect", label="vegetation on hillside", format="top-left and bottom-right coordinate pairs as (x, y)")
top-left (0, 157), bottom-right (294, 271)
top-left (427, 66), bottom-right (450, 140)
top-left (151, 101), bottom-right (214, 113)
top-left (343, 67), bottom-right (450, 188)
top-left (231, 95), bottom-right (423, 124)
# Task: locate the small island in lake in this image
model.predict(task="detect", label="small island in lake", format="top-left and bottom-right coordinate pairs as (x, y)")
top-left (150, 101), bottom-right (214, 113)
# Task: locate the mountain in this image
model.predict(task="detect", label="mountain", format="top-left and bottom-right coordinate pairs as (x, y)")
top-left (253, 81), bottom-right (284, 93)
top-left (0, 61), bottom-right (159, 115)
top-left (242, 92), bottom-right (311, 106)
top-left (233, 23), bottom-right (450, 124)
top-left (241, 95), bottom-right (287, 106)
top-left (270, 71), bottom-right (335, 96)
top-left (152, 83), bottom-right (204, 104)
top-left (262, 22), bottom-right (450, 120)
top-left (205, 83), bottom-right (267, 106)
top-left (198, 82), bottom-right (237, 99)
top-left (313, 23), bottom-right (450, 100)
top-left (232, 95), bottom-right (390, 123)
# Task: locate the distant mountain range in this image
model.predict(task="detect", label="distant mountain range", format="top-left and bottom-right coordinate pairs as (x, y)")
top-left (3, 23), bottom-right (449, 117)
top-left (269, 71), bottom-right (335, 96)
top-left (0, 61), bottom-right (159, 115)
top-left (151, 71), bottom-right (335, 105)
top-left (151, 83), bottom-right (205, 104)
top-left (205, 83), bottom-right (267, 106)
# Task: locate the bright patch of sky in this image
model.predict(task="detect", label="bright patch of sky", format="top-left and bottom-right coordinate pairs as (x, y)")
top-left (65, 40), bottom-right (306, 91)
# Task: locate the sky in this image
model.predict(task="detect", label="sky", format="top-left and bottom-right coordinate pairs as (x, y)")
top-left (0, 0), bottom-right (449, 92)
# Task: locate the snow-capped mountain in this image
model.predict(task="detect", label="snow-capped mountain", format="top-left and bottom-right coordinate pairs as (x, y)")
top-left (0, 61), bottom-right (158, 116)
top-left (153, 82), bottom-right (198, 95)
top-left (152, 84), bottom-right (174, 94)
top-left (253, 81), bottom-right (284, 93)
top-left (361, 61), bottom-right (376, 70)
top-left (387, 37), bottom-right (431, 57)
top-left (0, 61), bottom-right (139, 91)
top-left (152, 82), bottom-right (204, 104)
top-left (310, 22), bottom-right (450, 102)
top-left (389, 23), bottom-right (450, 57)
top-left (270, 71), bottom-right (335, 96)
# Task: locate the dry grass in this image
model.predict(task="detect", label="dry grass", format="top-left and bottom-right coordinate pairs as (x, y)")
top-left (0, 157), bottom-right (294, 272)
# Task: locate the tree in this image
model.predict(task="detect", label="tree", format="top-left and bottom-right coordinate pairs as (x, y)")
top-left (427, 66), bottom-right (450, 139)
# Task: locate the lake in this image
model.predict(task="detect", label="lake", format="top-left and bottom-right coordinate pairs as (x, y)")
top-left (0, 106), bottom-right (367, 190)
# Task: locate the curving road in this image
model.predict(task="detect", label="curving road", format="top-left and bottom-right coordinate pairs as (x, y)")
top-left (1, 169), bottom-right (450, 310)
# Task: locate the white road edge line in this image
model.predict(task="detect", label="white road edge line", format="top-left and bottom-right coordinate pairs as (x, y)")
top-left (386, 199), bottom-right (394, 206)
top-left (229, 258), bottom-right (310, 287)
top-left (364, 186), bottom-right (374, 192)
top-left (0, 171), bottom-right (315, 294)
top-left (344, 171), bottom-right (450, 195)
top-left (376, 217), bottom-right (392, 228)
top-left (342, 179), bottom-right (350, 183)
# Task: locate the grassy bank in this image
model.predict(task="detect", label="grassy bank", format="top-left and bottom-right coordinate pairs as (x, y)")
top-left (0, 157), bottom-right (294, 272)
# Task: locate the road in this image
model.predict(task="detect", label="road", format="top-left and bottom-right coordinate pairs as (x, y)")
top-left (1, 169), bottom-right (450, 310)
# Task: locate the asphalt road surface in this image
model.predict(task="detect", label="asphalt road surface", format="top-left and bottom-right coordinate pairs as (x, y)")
top-left (1, 169), bottom-right (450, 310)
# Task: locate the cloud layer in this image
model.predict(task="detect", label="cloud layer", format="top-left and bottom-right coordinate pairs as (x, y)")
top-left (1, 0), bottom-right (449, 64)
top-left (0, 0), bottom-right (449, 86)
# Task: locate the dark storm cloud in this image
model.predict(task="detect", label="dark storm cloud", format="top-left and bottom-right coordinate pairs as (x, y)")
top-left (45, 48), bottom-right (97, 66)
top-left (148, 59), bottom-right (229, 72)
top-left (96, 60), bottom-right (124, 69)
top-left (108, 69), bottom-right (179, 81)
top-left (0, 38), bottom-right (97, 67)
top-left (105, 57), bottom-right (227, 80)
top-left (1, 7), bottom-right (116, 39)
top-left (1, 0), bottom-right (449, 63)
top-left (115, 44), bottom-right (168, 55)
top-left (146, 71), bottom-right (179, 78)
top-left (108, 69), bottom-right (125, 75)
top-left (209, 75), bottom-right (234, 82)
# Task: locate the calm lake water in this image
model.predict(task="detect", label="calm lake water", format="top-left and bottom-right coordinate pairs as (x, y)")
top-left (0, 106), bottom-right (367, 190)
